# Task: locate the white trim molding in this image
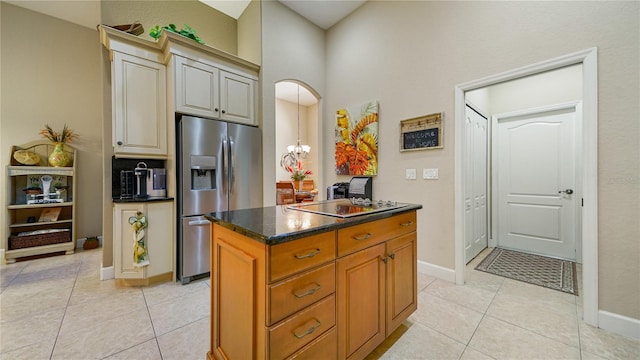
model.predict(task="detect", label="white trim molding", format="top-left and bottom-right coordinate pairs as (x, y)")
top-left (599, 311), bottom-right (640, 341)
top-left (454, 48), bottom-right (598, 327)
top-left (417, 260), bottom-right (456, 283)
top-left (100, 265), bottom-right (115, 281)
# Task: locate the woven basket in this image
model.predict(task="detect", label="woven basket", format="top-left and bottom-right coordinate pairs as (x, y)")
top-left (112, 22), bottom-right (144, 36)
top-left (9, 230), bottom-right (70, 250)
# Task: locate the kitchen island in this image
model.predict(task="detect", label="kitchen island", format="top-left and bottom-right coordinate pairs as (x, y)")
top-left (206, 199), bottom-right (421, 360)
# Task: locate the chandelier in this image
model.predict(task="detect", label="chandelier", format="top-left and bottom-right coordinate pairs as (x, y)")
top-left (281, 84), bottom-right (310, 169)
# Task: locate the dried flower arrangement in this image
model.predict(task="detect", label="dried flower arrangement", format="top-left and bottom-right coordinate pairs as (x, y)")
top-left (39, 124), bottom-right (78, 144)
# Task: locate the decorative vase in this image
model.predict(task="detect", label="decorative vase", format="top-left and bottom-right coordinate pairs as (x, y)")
top-left (293, 180), bottom-right (303, 191)
top-left (48, 142), bottom-right (71, 167)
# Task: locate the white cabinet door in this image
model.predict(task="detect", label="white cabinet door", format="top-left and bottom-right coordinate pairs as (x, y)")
top-left (114, 203), bottom-right (145, 279)
top-left (174, 56), bottom-right (220, 119)
top-left (114, 201), bottom-right (174, 279)
top-left (174, 56), bottom-right (257, 126)
top-left (112, 52), bottom-right (167, 156)
top-left (220, 71), bottom-right (256, 125)
top-left (145, 201), bottom-right (174, 278)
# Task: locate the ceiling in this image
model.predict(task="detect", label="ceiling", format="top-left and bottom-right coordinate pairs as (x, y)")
top-left (199, 1), bottom-right (366, 30)
top-left (278, 0), bottom-right (366, 30)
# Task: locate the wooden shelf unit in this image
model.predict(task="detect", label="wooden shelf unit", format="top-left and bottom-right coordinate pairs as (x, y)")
top-left (4, 141), bottom-right (77, 263)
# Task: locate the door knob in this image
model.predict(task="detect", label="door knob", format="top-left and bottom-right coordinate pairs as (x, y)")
top-left (559, 189), bottom-right (574, 195)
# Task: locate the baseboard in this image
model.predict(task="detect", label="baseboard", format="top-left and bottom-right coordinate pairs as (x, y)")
top-left (100, 265), bottom-right (114, 281)
top-left (598, 310), bottom-right (640, 340)
top-left (417, 260), bottom-right (456, 282)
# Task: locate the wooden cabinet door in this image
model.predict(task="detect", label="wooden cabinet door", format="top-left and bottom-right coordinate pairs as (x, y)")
top-left (174, 56), bottom-right (220, 119)
top-left (211, 224), bottom-right (266, 360)
top-left (113, 203), bottom-right (145, 279)
top-left (219, 70), bottom-right (256, 125)
top-left (112, 52), bottom-right (167, 156)
top-left (386, 232), bottom-right (417, 335)
top-left (337, 243), bottom-right (386, 360)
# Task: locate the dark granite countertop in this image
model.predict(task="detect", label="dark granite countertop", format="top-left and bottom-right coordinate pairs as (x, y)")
top-left (205, 200), bottom-right (422, 245)
top-left (113, 197), bottom-right (174, 203)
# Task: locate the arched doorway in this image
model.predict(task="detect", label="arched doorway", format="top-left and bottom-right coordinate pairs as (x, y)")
top-left (275, 81), bottom-right (321, 192)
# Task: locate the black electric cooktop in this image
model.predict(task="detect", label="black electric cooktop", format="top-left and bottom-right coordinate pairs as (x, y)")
top-left (287, 199), bottom-right (409, 218)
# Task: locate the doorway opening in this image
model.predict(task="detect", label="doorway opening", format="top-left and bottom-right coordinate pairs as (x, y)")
top-left (275, 80), bottom-right (321, 196)
top-left (454, 48), bottom-right (598, 326)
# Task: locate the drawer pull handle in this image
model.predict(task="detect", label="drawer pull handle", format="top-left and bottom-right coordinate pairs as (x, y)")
top-left (294, 248), bottom-right (320, 259)
top-left (293, 282), bottom-right (321, 298)
top-left (293, 319), bottom-right (321, 339)
top-left (389, 253), bottom-right (396, 260)
top-left (353, 233), bottom-right (372, 240)
top-left (400, 221), bottom-right (414, 227)
top-left (381, 256), bottom-right (388, 264)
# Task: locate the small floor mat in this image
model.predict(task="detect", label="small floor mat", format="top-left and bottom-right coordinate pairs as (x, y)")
top-left (475, 248), bottom-right (577, 295)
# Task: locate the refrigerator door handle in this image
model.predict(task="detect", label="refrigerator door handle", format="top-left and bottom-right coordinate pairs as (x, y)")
top-left (187, 219), bottom-right (210, 226)
top-left (222, 138), bottom-right (228, 193)
top-left (228, 136), bottom-right (234, 194)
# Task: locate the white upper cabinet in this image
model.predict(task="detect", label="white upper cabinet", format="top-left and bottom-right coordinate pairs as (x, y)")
top-left (174, 55), bottom-right (256, 126)
top-left (112, 52), bottom-right (168, 157)
top-left (99, 25), bottom-right (260, 154)
top-left (174, 56), bottom-right (220, 119)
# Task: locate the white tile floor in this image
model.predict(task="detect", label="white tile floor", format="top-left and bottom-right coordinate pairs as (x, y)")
top-left (1, 248), bottom-right (638, 360)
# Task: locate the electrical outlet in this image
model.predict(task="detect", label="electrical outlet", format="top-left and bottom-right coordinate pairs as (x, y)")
top-left (405, 168), bottom-right (417, 180)
top-left (423, 168), bottom-right (439, 179)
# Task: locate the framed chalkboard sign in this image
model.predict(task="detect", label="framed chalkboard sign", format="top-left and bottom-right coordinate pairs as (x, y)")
top-left (400, 112), bottom-right (443, 151)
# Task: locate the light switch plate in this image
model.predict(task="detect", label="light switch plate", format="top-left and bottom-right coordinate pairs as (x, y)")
top-left (406, 168), bottom-right (417, 180)
top-left (423, 168), bottom-right (439, 179)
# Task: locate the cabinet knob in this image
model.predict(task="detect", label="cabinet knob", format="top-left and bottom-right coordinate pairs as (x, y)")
top-left (221, 110), bottom-right (226, 114)
top-left (214, 108), bottom-right (219, 112)
top-left (117, 141), bottom-right (123, 146)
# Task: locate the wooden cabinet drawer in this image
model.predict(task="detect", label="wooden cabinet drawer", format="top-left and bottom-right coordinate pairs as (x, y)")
top-left (268, 262), bottom-right (336, 325)
top-left (268, 294), bottom-right (336, 360)
top-left (269, 231), bottom-right (336, 282)
top-left (287, 327), bottom-right (337, 360)
top-left (337, 211), bottom-right (416, 256)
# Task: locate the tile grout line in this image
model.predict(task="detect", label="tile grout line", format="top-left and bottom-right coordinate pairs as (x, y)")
top-left (457, 271), bottom-right (505, 360)
top-left (417, 271), bottom-right (496, 359)
top-left (48, 257), bottom-right (83, 360)
top-left (576, 297), bottom-right (584, 360)
top-left (141, 286), bottom-right (165, 360)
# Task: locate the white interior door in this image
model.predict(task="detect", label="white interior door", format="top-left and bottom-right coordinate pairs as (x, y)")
top-left (494, 104), bottom-right (579, 260)
top-left (464, 105), bottom-right (488, 262)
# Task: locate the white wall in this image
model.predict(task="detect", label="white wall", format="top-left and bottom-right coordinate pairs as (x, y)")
top-left (237, 0), bottom-right (261, 65)
top-left (1, 3), bottom-right (103, 244)
top-left (467, 64), bottom-right (583, 115)
top-left (261, 1), bottom-right (325, 205)
top-left (325, 1), bottom-right (639, 319)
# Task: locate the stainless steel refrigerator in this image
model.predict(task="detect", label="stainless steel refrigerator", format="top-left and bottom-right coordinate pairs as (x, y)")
top-left (177, 115), bottom-right (262, 284)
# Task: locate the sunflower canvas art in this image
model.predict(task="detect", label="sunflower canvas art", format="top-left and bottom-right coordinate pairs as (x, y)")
top-left (335, 100), bottom-right (378, 175)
